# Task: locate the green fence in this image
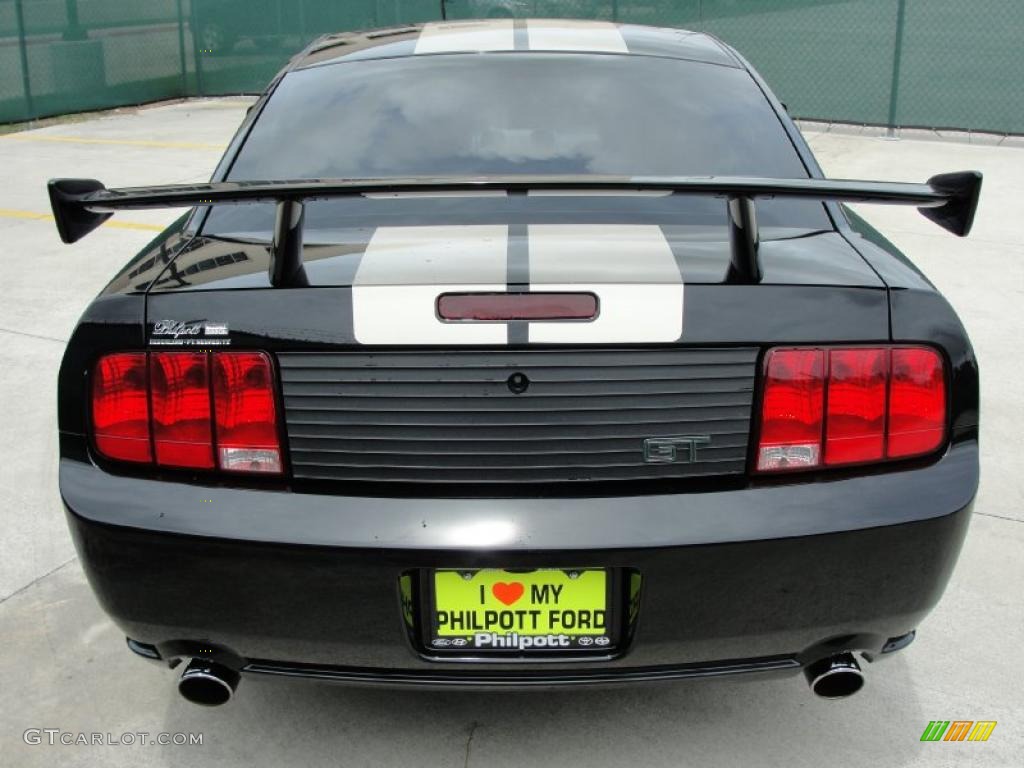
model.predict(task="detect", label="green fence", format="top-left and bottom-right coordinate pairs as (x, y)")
top-left (1, 0), bottom-right (1021, 133)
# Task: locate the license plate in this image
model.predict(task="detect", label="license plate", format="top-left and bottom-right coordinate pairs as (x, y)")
top-left (430, 568), bottom-right (611, 653)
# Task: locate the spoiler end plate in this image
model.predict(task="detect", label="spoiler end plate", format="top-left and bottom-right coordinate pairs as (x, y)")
top-left (920, 171), bottom-right (983, 237)
top-left (47, 178), bottom-right (112, 243)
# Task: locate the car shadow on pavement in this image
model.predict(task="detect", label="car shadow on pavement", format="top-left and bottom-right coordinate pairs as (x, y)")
top-left (152, 658), bottom-right (929, 768)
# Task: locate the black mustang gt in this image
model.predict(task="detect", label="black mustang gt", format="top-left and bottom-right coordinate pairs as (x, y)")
top-left (51, 20), bottom-right (981, 705)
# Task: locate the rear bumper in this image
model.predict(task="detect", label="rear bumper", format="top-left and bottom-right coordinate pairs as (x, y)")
top-left (238, 657), bottom-right (804, 690)
top-left (60, 440), bottom-right (977, 687)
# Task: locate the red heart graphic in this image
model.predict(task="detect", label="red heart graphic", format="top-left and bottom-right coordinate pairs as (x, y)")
top-left (492, 581), bottom-right (525, 606)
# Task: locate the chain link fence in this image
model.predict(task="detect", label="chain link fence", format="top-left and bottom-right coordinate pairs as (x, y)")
top-left (1, 0), bottom-right (1020, 133)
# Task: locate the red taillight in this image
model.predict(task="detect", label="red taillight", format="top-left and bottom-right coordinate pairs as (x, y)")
top-left (756, 345), bottom-right (947, 473)
top-left (757, 349), bottom-right (825, 471)
top-left (825, 348), bottom-right (887, 465)
top-left (213, 352), bottom-right (282, 474)
top-left (887, 348), bottom-right (946, 458)
top-left (150, 352), bottom-right (214, 469)
top-left (91, 353), bottom-right (151, 463)
top-left (90, 351), bottom-right (282, 475)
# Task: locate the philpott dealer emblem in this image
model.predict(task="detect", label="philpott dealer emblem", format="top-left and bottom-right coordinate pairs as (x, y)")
top-left (150, 320), bottom-right (231, 346)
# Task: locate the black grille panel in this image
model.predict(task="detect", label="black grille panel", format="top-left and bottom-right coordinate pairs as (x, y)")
top-left (278, 349), bottom-right (758, 485)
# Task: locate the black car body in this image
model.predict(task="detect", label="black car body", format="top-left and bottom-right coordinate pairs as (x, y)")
top-left (52, 21), bottom-right (980, 703)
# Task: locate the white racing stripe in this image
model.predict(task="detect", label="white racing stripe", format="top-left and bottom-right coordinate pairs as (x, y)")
top-left (362, 191), bottom-right (508, 199)
top-left (526, 189), bottom-right (671, 197)
top-left (526, 20), bottom-right (629, 53)
top-left (352, 224), bottom-right (683, 346)
top-left (527, 225), bottom-right (684, 344)
top-left (414, 20), bottom-right (515, 54)
top-left (352, 225), bottom-right (508, 345)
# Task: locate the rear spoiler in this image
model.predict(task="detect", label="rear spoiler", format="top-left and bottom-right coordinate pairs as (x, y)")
top-left (47, 172), bottom-right (981, 286)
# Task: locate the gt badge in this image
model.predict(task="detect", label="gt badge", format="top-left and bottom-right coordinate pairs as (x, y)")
top-left (643, 436), bottom-right (711, 464)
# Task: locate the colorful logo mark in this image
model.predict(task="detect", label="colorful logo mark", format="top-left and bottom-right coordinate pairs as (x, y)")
top-left (920, 721), bottom-right (997, 742)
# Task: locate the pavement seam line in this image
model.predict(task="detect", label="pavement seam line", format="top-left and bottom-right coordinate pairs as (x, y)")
top-left (0, 556), bottom-right (78, 606)
top-left (975, 511), bottom-right (1024, 524)
top-left (0, 326), bottom-right (68, 344)
top-left (463, 722), bottom-right (481, 768)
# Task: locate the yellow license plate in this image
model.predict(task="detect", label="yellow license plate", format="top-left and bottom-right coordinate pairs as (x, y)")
top-left (430, 568), bottom-right (611, 652)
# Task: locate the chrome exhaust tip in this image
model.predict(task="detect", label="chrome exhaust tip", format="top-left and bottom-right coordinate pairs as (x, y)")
top-left (177, 658), bottom-right (240, 706)
top-left (804, 652), bottom-right (864, 699)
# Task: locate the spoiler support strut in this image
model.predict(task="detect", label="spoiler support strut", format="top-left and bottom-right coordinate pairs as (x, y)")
top-left (727, 196), bottom-right (761, 284)
top-left (270, 199), bottom-right (308, 288)
top-left (46, 172), bottom-right (982, 286)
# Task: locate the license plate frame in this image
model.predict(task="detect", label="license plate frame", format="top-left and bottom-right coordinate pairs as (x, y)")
top-left (421, 567), bottom-right (622, 656)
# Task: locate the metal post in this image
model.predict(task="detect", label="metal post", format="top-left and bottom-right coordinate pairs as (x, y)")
top-left (886, 0), bottom-right (907, 137)
top-left (190, 0), bottom-right (205, 96)
top-left (14, 0), bottom-right (34, 119)
top-left (440, 1), bottom-right (447, 22)
top-left (612, 0), bottom-right (619, 21)
top-left (175, 0), bottom-right (188, 96)
top-left (62, 0), bottom-right (86, 41)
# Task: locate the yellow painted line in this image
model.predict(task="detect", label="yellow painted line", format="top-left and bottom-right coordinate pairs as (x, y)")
top-left (0, 134), bottom-right (225, 150)
top-left (0, 208), bottom-right (50, 221)
top-left (0, 208), bottom-right (165, 232)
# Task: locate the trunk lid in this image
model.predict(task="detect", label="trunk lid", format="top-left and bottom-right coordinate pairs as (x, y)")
top-left (143, 219), bottom-right (887, 489)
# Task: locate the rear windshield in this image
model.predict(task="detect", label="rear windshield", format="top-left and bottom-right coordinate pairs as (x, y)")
top-left (204, 53), bottom-right (830, 238)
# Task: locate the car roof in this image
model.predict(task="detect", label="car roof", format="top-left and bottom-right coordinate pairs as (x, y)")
top-left (294, 19), bottom-right (741, 71)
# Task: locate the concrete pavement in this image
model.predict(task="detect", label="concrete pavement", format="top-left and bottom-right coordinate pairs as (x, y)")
top-left (0, 100), bottom-right (1020, 767)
